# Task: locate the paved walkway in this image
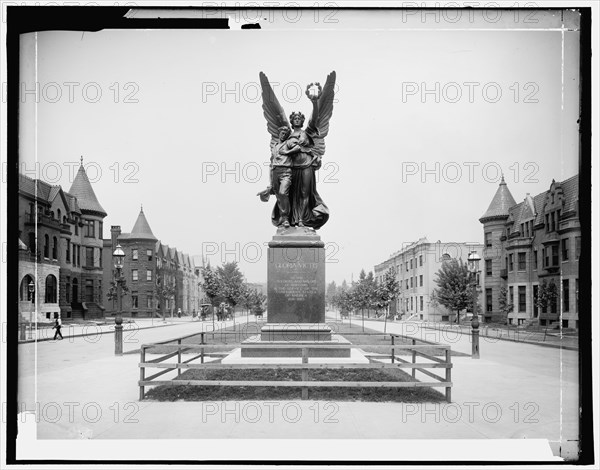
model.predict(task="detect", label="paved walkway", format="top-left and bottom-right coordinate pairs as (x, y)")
top-left (17, 314), bottom-right (576, 461)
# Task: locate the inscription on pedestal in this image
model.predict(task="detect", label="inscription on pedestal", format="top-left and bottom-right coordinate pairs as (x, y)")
top-left (268, 245), bottom-right (325, 324)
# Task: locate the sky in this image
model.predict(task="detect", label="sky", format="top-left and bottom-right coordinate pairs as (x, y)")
top-left (18, 9), bottom-right (581, 284)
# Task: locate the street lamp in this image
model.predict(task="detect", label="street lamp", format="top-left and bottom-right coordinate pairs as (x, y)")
top-left (113, 244), bottom-right (125, 355)
top-left (467, 251), bottom-right (481, 359)
top-left (28, 281), bottom-right (35, 339)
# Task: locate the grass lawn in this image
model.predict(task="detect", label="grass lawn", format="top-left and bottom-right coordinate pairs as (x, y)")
top-left (142, 320), bottom-right (450, 403)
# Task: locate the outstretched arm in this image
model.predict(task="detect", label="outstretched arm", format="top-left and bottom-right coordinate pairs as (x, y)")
top-left (306, 84), bottom-right (320, 132)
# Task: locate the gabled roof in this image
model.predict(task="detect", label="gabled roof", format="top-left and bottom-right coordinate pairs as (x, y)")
top-left (68, 163), bottom-right (107, 216)
top-left (128, 207), bottom-right (157, 241)
top-left (479, 176), bottom-right (517, 222)
top-left (559, 174), bottom-right (579, 212)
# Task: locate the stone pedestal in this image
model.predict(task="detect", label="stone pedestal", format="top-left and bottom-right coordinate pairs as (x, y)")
top-left (267, 226), bottom-right (325, 324)
top-left (240, 226), bottom-right (350, 358)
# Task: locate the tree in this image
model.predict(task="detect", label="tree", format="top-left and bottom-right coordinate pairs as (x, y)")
top-left (216, 261), bottom-right (246, 313)
top-left (156, 266), bottom-right (177, 319)
top-left (326, 281), bottom-right (338, 310)
top-left (431, 258), bottom-right (472, 323)
top-left (200, 264), bottom-right (222, 307)
top-left (498, 286), bottom-right (513, 324)
top-left (374, 268), bottom-right (400, 333)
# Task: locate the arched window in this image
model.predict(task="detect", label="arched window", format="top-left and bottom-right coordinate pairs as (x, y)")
top-left (20, 275), bottom-right (34, 301)
top-left (57, 209), bottom-right (61, 221)
top-left (44, 234), bottom-right (49, 258)
top-left (45, 275), bottom-right (57, 303)
top-left (52, 237), bottom-right (58, 259)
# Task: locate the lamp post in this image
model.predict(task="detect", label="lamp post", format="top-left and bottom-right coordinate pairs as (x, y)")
top-left (113, 244), bottom-right (125, 356)
top-left (28, 281), bottom-right (35, 339)
top-left (467, 251), bottom-right (481, 359)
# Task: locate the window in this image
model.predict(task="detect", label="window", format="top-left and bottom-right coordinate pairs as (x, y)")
top-left (66, 240), bottom-right (71, 262)
top-left (419, 255), bottom-right (423, 266)
top-left (52, 237), bottom-right (58, 259)
top-left (486, 288), bottom-right (493, 312)
top-left (131, 292), bottom-right (139, 309)
top-left (485, 231), bottom-right (492, 247)
top-left (146, 294), bottom-right (153, 309)
top-left (99, 221), bottom-right (103, 239)
top-left (406, 279), bottom-right (409, 289)
top-left (406, 262), bottom-right (408, 272)
top-left (562, 239), bottom-right (569, 261)
top-left (28, 232), bottom-right (36, 253)
top-left (132, 249), bottom-right (138, 261)
top-left (85, 220), bottom-right (95, 238)
top-left (551, 245), bottom-right (559, 266)
top-left (419, 296), bottom-right (423, 311)
top-left (45, 275), bottom-right (57, 303)
top-left (533, 250), bottom-right (538, 270)
top-left (75, 219), bottom-right (79, 235)
top-left (575, 237), bottom-right (581, 259)
top-left (533, 285), bottom-right (539, 317)
top-left (419, 275), bottom-right (423, 287)
top-left (86, 247), bottom-right (94, 267)
top-left (410, 297), bottom-right (413, 311)
top-left (410, 259), bottom-right (413, 269)
top-left (520, 224), bottom-right (524, 236)
top-left (509, 254), bottom-right (514, 271)
top-left (99, 248), bottom-right (103, 268)
top-left (410, 277), bottom-right (413, 288)
top-left (147, 249), bottom-right (153, 261)
top-left (57, 209), bottom-right (61, 221)
top-left (98, 280), bottom-right (102, 303)
top-left (147, 269), bottom-right (152, 281)
top-left (44, 234), bottom-right (49, 258)
top-left (132, 269), bottom-right (138, 281)
top-left (563, 279), bottom-right (570, 312)
top-left (486, 259), bottom-right (492, 276)
top-left (509, 286), bottom-right (514, 308)
top-left (545, 214), bottom-right (549, 232)
top-left (20, 275), bottom-right (35, 301)
top-left (518, 286), bottom-right (526, 312)
top-left (518, 252), bottom-right (526, 271)
top-left (85, 279), bottom-right (94, 302)
top-left (76, 245), bottom-right (81, 267)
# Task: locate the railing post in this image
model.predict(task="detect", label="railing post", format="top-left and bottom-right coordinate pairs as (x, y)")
top-left (301, 347), bottom-right (308, 400)
top-left (391, 335), bottom-right (395, 363)
top-left (445, 348), bottom-right (452, 403)
top-left (411, 338), bottom-right (416, 378)
top-left (201, 332), bottom-right (205, 364)
top-left (139, 346), bottom-right (146, 401)
top-left (177, 339), bottom-right (182, 377)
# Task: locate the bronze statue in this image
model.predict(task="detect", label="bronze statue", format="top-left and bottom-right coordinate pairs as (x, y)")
top-left (257, 71), bottom-right (336, 230)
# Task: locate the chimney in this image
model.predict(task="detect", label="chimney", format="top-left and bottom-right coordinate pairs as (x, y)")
top-left (111, 225), bottom-right (121, 250)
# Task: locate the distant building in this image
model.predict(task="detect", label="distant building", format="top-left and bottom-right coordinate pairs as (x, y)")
top-left (18, 162), bottom-right (107, 322)
top-left (103, 208), bottom-right (202, 318)
top-left (480, 175), bottom-right (580, 328)
top-left (374, 238), bottom-right (484, 322)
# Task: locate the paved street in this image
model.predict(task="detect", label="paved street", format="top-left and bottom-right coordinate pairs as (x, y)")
top-left (16, 314), bottom-right (578, 461)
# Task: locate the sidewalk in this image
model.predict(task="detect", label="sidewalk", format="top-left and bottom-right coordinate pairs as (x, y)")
top-left (330, 314), bottom-right (579, 351)
top-left (17, 315), bottom-right (577, 461)
top-left (18, 316), bottom-right (206, 343)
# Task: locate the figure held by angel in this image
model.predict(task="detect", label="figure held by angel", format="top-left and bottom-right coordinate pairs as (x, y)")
top-left (256, 71), bottom-right (336, 230)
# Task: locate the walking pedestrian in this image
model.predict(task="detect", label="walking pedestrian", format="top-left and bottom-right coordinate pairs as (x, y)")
top-left (52, 317), bottom-right (63, 340)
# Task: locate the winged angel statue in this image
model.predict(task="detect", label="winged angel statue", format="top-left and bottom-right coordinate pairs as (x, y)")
top-left (256, 71), bottom-right (336, 230)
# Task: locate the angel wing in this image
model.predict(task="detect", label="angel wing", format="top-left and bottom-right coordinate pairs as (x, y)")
top-left (309, 71), bottom-right (336, 158)
top-left (259, 72), bottom-right (290, 145)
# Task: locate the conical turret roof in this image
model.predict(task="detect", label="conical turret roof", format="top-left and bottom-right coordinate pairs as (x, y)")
top-left (68, 161), bottom-right (107, 216)
top-left (129, 206), bottom-right (157, 241)
top-left (479, 175), bottom-right (516, 222)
